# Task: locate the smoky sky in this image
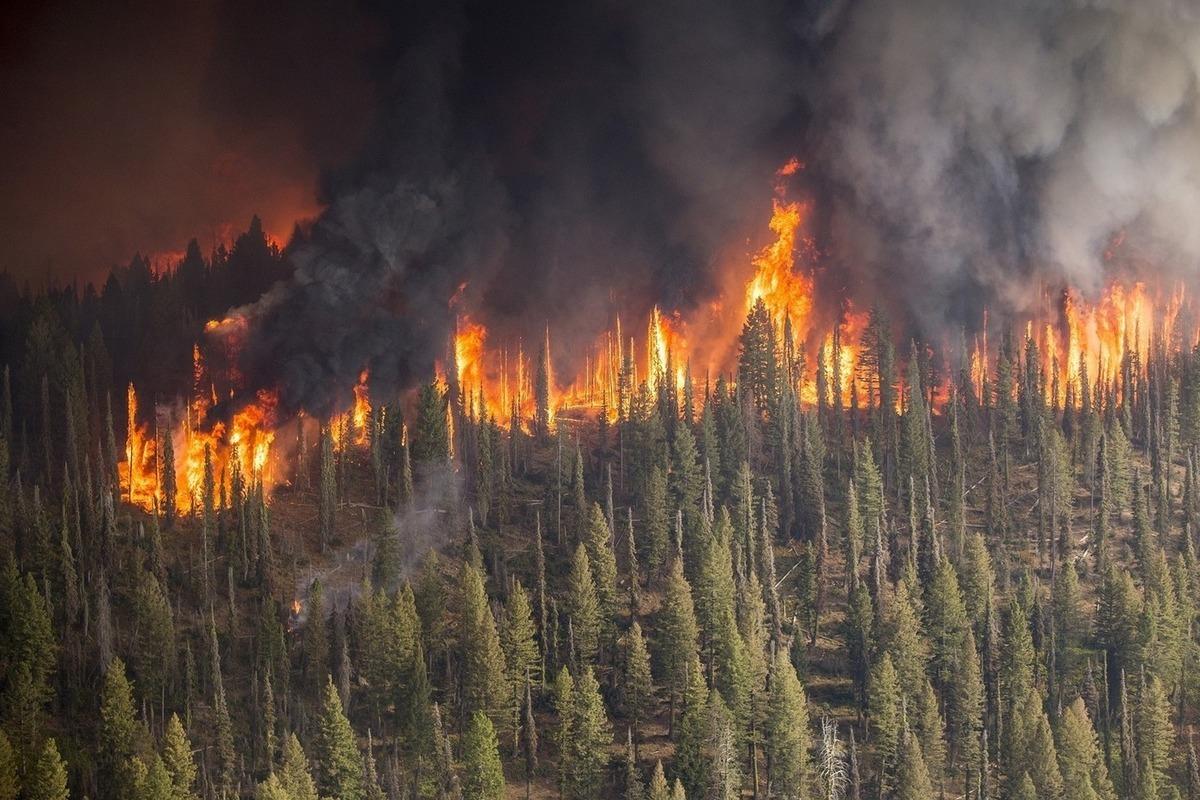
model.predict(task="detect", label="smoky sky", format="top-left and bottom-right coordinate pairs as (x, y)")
top-left (8, 0), bottom-right (1200, 413)
top-left (0, 0), bottom-right (375, 283)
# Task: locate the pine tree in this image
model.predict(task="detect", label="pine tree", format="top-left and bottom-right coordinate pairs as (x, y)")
top-left (459, 562), bottom-right (509, 723)
top-left (869, 653), bottom-right (903, 793)
top-left (566, 667), bottom-right (613, 800)
top-left (644, 467), bottom-right (670, 578)
top-left (623, 621), bottom-right (653, 750)
top-left (279, 734), bottom-right (319, 800)
top-left (674, 658), bottom-right (710, 800)
top-left (315, 677), bottom-right (363, 800)
top-left (553, 667), bottom-right (575, 795)
top-left (1135, 672), bottom-right (1174, 792)
top-left (462, 711), bottom-right (505, 800)
top-left (657, 557), bottom-right (699, 733)
top-left (502, 580), bottom-right (539, 726)
top-left (765, 648), bottom-right (810, 800)
top-left (566, 544), bottom-right (601, 667)
top-left (99, 658), bottom-right (140, 800)
top-left (895, 728), bottom-right (934, 800)
top-left (583, 503), bottom-right (619, 634)
top-left (1056, 697), bottom-right (1117, 800)
top-left (648, 761), bottom-right (670, 800)
top-left (161, 713), bottom-right (198, 800)
top-left (24, 738), bottom-right (68, 800)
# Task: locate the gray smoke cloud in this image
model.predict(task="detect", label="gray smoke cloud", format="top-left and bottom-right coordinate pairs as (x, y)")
top-left (811, 0), bottom-right (1200, 329)
top-left (223, 0), bottom-right (1200, 415)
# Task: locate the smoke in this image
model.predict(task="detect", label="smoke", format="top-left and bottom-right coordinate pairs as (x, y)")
top-left (226, 0), bottom-right (1200, 413)
top-left (809, 0), bottom-right (1200, 329)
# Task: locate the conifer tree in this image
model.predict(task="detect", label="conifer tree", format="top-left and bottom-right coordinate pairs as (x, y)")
top-left (161, 428), bottom-right (176, 528)
top-left (765, 649), bottom-right (810, 800)
top-left (161, 714), bottom-right (198, 800)
top-left (648, 762), bottom-right (670, 800)
top-left (279, 734), bottom-right (319, 800)
top-left (462, 711), bottom-right (505, 800)
top-left (1056, 698), bottom-right (1117, 800)
top-left (553, 667), bottom-right (575, 795)
top-left (623, 729), bottom-right (643, 800)
top-left (521, 675), bottom-right (538, 797)
top-left (315, 677), bottom-right (363, 800)
top-left (99, 658), bottom-right (140, 800)
top-left (566, 667), bottom-right (612, 800)
top-left (895, 727), bottom-right (934, 800)
top-left (657, 557), bottom-right (700, 733)
top-left (566, 544), bottom-right (601, 667)
top-left (644, 467), bottom-right (670, 578)
top-left (459, 563), bottom-right (509, 723)
top-left (25, 738), bottom-right (68, 800)
top-left (303, 579), bottom-right (328, 700)
top-left (1135, 672), bottom-right (1174, 793)
top-left (502, 580), bottom-right (539, 733)
top-left (674, 658), bottom-right (710, 800)
top-left (869, 653), bottom-right (903, 793)
top-left (583, 503), bottom-right (619, 632)
top-left (623, 621), bottom-right (653, 750)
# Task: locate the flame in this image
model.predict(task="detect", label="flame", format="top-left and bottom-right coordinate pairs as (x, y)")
top-left (352, 370), bottom-right (371, 445)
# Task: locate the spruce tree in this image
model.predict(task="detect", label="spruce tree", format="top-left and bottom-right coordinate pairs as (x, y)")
top-left (462, 711), bottom-right (505, 800)
top-left (98, 658), bottom-right (140, 800)
top-left (315, 677), bottom-right (363, 800)
top-left (456, 564), bottom-right (506, 725)
top-left (24, 738), bottom-right (68, 800)
top-left (657, 557), bottom-right (699, 733)
top-left (1056, 697), bottom-right (1117, 800)
top-left (566, 544), bottom-right (601, 667)
top-left (566, 667), bottom-right (612, 800)
top-left (501, 580), bottom-right (539, 728)
top-left (623, 621), bottom-right (653, 749)
top-left (161, 713), bottom-right (198, 800)
top-left (765, 648), bottom-right (810, 800)
top-left (895, 728), bottom-right (934, 800)
top-left (279, 734), bottom-right (319, 800)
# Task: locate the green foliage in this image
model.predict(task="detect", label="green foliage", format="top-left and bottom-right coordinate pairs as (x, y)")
top-left (462, 711), bottom-right (505, 800)
top-left (314, 677), bottom-right (363, 800)
top-left (458, 563), bottom-right (508, 722)
top-left (565, 667), bottom-right (612, 800)
top-left (765, 649), bottom-right (809, 800)
top-left (161, 714), bottom-right (197, 800)
top-left (24, 738), bottom-right (68, 800)
top-left (99, 658), bottom-right (141, 800)
top-left (566, 544), bottom-right (601, 666)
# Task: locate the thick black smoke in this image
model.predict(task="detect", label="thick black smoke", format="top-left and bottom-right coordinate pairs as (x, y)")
top-left (228, 0), bottom-right (1200, 415)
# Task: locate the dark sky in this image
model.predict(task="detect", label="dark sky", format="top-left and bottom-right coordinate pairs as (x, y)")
top-left (0, 0), bottom-right (378, 284)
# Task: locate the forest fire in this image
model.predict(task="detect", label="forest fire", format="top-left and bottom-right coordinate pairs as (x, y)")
top-left (117, 159), bottom-right (1200, 514)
